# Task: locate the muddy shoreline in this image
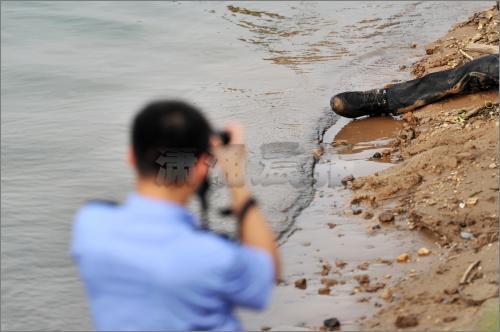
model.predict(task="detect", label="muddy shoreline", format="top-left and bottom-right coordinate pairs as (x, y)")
top-left (241, 5), bottom-right (498, 332)
top-left (357, 6), bottom-right (499, 331)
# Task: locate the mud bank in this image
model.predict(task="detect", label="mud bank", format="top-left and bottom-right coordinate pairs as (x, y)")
top-left (241, 116), bottom-right (439, 331)
top-left (357, 6), bottom-right (499, 331)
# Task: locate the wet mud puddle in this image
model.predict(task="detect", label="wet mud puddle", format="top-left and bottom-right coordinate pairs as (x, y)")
top-left (240, 116), bottom-right (439, 331)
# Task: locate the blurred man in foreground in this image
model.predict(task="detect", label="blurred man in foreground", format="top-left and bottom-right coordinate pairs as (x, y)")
top-left (71, 100), bottom-right (280, 331)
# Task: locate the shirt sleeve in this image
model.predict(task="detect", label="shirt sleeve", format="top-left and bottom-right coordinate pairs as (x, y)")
top-left (220, 244), bottom-right (275, 310)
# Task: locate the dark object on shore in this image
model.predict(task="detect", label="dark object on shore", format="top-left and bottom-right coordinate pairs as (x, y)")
top-left (323, 318), bottom-right (341, 331)
top-left (294, 278), bottom-right (307, 289)
top-left (331, 54), bottom-right (499, 118)
top-left (395, 314), bottom-right (419, 328)
top-left (372, 152), bottom-right (382, 159)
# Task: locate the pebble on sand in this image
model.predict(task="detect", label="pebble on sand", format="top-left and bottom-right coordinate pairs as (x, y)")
top-left (341, 175), bottom-right (355, 185)
top-left (294, 278), bottom-right (307, 290)
top-left (378, 211), bottom-right (395, 223)
top-left (465, 197), bottom-right (478, 206)
top-left (397, 253), bottom-right (410, 263)
top-left (395, 314), bottom-right (419, 328)
top-left (381, 288), bottom-right (393, 301)
top-left (318, 287), bottom-right (331, 295)
top-left (323, 317), bottom-right (341, 331)
top-left (417, 247), bottom-right (431, 256)
top-left (335, 259), bottom-right (347, 269)
top-left (321, 262), bottom-right (331, 276)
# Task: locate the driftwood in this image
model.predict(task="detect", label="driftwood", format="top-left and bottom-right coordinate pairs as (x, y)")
top-left (464, 43), bottom-right (499, 55)
top-left (459, 49), bottom-right (474, 61)
top-left (459, 260), bottom-right (481, 284)
top-left (463, 106), bottom-right (484, 120)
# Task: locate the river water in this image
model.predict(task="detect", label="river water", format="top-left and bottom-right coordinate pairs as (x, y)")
top-left (1, 1), bottom-right (492, 330)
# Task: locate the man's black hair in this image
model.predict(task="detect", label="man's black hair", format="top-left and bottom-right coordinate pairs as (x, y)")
top-left (131, 100), bottom-right (213, 179)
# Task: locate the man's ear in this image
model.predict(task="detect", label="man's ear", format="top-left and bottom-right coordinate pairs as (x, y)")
top-left (128, 147), bottom-right (136, 168)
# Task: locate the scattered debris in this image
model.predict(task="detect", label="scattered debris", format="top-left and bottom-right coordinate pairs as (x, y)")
top-left (327, 223), bottom-right (337, 229)
top-left (318, 287), bottom-right (331, 295)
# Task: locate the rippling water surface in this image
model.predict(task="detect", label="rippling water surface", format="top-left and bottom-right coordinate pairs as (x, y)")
top-left (1, 1), bottom-right (492, 329)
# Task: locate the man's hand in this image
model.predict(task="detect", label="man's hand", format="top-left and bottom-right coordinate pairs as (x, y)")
top-left (210, 122), bottom-right (281, 282)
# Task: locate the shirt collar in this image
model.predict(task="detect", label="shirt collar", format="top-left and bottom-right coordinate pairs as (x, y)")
top-left (126, 192), bottom-right (199, 228)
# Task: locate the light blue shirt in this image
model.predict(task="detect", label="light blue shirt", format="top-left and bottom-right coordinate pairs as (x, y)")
top-left (71, 193), bottom-right (274, 331)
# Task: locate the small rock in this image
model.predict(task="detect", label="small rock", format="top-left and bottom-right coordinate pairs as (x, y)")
top-left (488, 163), bottom-right (497, 169)
top-left (381, 288), bottom-right (393, 301)
top-left (372, 224), bottom-right (381, 230)
top-left (294, 278), bottom-right (307, 289)
top-left (323, 318), bottom-right (340, 331)
top-left (261, 326), bottom-right (272, 331)
top-left (471, 33), bottom-right (482, 42)
top-left (372, 152), bottom-right (382, 159)
top-left (327, 223), bottom-right (337, 229)
top-left (335, 259), bottom-right (347, 269)
top-left (397, 253), bottom-right (410, 263)
top-left (365, 282), bottom-right (386, 292)
top-left (363, 211), bottom-right (374, 219)
top-left (460, 231), bottom-right (474, 240)
top-left (466, 197), bottom-right (478, 206)
top-left (354, 274), bottom-right (370, 286)
top-left (321, 262), bottom-right (331, 276)
top-left (378, 211), bottom-right (395, 223)
top-left (341, 175), bottom-right (355, 185)
top-left (352, 206), bottom-right (363, 215)
top-left (395, 315), bottom-right (418, 328)
top-left (321, 278), bottom-right (338, 287)
top-left (417, 247), bottom-right (431, 256)
top-left (444, 287), bottom-right (458, 295)
top-left (318, 287), bottom-right (331, 295)
top-left (425, 47), bottom-right (434, 55)
top-left (443, 316), bottom-right (457, 323)
top-left (357, 261), bottom-right (370, 270)
top-left (410, 43), bottom-right (417, 48)
top-left (399, 64), bottom-right (407, 70)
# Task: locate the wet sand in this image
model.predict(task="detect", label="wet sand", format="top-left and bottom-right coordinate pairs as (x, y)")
top-left (241, 117), bottom-right (438, 330)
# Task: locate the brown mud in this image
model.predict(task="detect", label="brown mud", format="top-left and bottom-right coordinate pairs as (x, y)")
top-left (358, 6), bottom-right (499, 331)
top-left (241, 117), bottom-right (438, 331)
top-left (241, 4), bottom-right (499, 331)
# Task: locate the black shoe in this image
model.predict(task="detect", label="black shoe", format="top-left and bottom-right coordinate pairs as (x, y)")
top-left (330, 88), bottom-right (389, 118)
